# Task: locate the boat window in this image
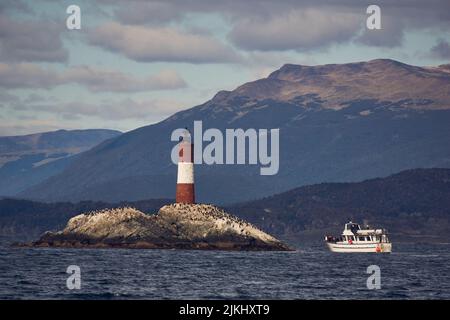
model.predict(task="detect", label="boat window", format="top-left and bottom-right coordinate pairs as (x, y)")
top-left (366, 236), bottom-right (371, 241)
top-left (349, 236), bottom-right (355, 241)
top-left (358, 236), bottom-right (365, 241)
top-left (349, 224), bottom-right (360, 234)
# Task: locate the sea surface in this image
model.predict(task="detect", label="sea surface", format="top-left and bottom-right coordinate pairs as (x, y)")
top-left (1, 241), bottom-right (449, 299)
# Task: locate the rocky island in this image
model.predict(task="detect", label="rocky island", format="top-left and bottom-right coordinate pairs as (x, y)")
top-left (26, 203), bottom-right (292, 251)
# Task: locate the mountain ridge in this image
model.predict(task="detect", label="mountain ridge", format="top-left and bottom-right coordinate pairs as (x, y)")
top-left (19, 59), bottom-right (450, 203)
top-left (2, 168), bottom-right (449, 243)
top-left (231, 58), bottom-right (450, 110)
top-left (0, 129), bottom-right (121, 196)
top-left (229, 167), bottom-right (450, 243)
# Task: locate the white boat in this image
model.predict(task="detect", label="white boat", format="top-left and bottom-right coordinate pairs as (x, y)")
top-left (324, 221), bottom-right (392, 253)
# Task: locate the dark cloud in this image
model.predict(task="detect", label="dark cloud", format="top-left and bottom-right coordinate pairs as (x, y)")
top-left (430, 39), bottom-right (450, 59)
top-left (0, 14), bottom-right (68, 63)
top-left (113, 1), bottom-right (182, 25)
top-left (355, 14), bottom-right (405, 48)
top-left (229, 1), bottom-right (450, 51)
top-left (229, 8), bottom-right (362, 51)
top-left (0, 63), bottom-right (187, 92)
top-left (105, 0), bottom-right (450, 52)
top-left (2, 0), bottom-right (448, 64)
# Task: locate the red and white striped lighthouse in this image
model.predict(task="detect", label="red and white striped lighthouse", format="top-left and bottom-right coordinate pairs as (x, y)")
top-left (176, 129), bottom-right (195, 204)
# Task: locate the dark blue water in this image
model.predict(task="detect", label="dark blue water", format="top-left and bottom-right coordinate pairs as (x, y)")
top-left (1, 242), bottom-right (449, 299)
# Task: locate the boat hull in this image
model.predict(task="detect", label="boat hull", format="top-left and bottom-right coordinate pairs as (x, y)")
top-left (326, 242), bottom-right (392, 253)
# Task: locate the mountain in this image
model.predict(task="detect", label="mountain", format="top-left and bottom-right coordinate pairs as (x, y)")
top-left (20, 59), bottom-right (450, 204)
top-left (0, 129), bottom-right (121, 196)
top-left (2, 168), bottom-right (450, 243)
top-left (229, 168), bottom-right (450, 243)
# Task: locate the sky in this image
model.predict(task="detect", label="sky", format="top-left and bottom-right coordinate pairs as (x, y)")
top-left (0, 0), bottom-right (449, 136)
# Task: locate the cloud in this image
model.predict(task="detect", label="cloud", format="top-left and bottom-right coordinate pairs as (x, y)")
top-left (430, 39), bottom-right (450, 59)
top-left (105, 0), bottom-right (450, 52)
top-left (0, 14), bottom-right (68, 63)
top-left (23, 93), bottom-right (48, 103)
top-left (229, 8), bottom-right (362, 51)
top-left (0, 63), bottom-right (186, 92)
top-left (0, 90), bottom-right (21, 103)
top-left (1, 93), bottom-right (188, 135)
top-left (354, 14), bottom-right (405, 48)
top-left (113, 1), bottom-right (182, 25)
top-left (2, 0), bottom-right (448, 65)
top-left (87, 22), bottom-right (240, 63)
top-left (13, 97), bottom-right (186, 121)
top-left (0, 63), bottom-right (61, 88)
top-left (63, 66), bottom-right (186, 92)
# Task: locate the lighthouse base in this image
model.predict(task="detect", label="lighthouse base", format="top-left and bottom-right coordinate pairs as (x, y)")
top-left (176, 183), bottom-right (195, 204)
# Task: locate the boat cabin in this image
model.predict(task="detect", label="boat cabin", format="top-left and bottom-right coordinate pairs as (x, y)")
top-left (325, 221), bottom-right (390, 244)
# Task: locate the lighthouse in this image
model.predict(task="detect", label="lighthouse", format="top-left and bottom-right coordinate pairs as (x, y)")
top-left (176, 128), bottom-right (195, 204)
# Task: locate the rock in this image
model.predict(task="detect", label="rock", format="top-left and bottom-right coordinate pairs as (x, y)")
top-left (26, 204), bottom-right (292, 251)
